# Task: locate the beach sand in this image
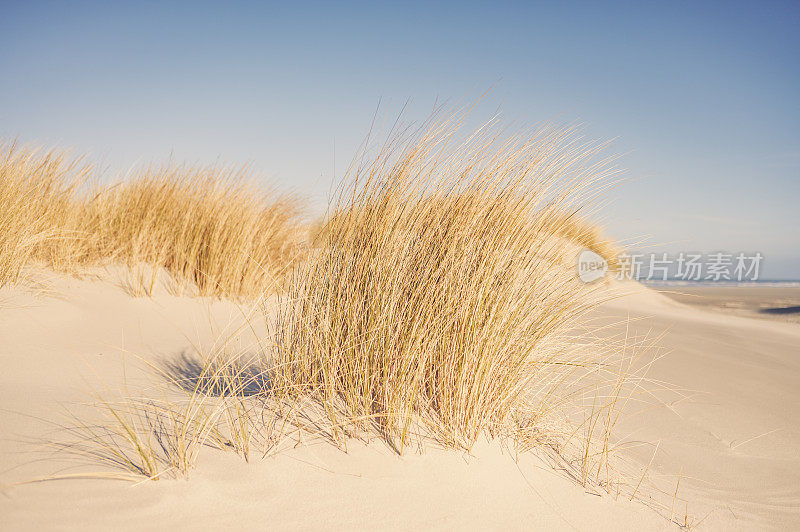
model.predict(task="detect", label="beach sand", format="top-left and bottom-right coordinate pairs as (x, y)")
top-left (1, 272), bottom-right (798, 530)
top-left (652, 284), bottom-right (800, 324)
top-left (599, 282), bottom-right (800, 529)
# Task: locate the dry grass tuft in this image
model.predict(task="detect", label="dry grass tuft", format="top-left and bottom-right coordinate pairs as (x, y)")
top-left (58, 394), bottom-right (218, 481)
top-left (546, 211), bottom-right (622, 267)
top-left (0, 141), bottom-right (304, 298)
top-left (84, 164), bottom-right (304, 298)
top-left (271, 111), bottom-right (626, 459)
top-left (19, 110), bottom-right (658, 504)
top-left (53, 342), bottom-right (278, 480)
top-left (0, 141), bottom-right (93, 286)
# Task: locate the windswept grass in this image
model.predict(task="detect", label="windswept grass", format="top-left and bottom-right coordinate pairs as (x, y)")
top-left (271, 112), bottom-right (626, 455)
top-left (18, 110), bottom-right (655, 504)
top-left (52, 344), bottom-right (277, 481)
top-left (547, 211), bottom-right (622, 267)
top-left (85, 164), bottom-right (303, 298)
top-left (57, 394), bottom-right (218, 481)
top-left (312, 203), bottom-right (622, 269)
top-left (0, 141), bottom-right (93, 286)
top-left (0, 141), bottom-right (303, 298)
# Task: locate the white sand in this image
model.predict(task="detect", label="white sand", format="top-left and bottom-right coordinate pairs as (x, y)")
top-left (1, 272), bottom-right (798, 530)
top-left (599, 281), bottom-right (800, 529)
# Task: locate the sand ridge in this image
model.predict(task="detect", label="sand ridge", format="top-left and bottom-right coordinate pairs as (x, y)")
top-left (1, 272), bottom-right (798, 529)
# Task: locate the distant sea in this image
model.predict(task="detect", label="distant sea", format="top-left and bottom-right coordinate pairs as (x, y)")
top-left (641, 279), bottom-right (800, 287)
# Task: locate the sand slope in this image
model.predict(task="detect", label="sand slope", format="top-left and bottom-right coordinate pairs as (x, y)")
top-left (2, 273), bottom-right (799, 529)
top-left (600, 282), bottom-right (800, 530)
top-left (0, 272), bottom-right (672, 531)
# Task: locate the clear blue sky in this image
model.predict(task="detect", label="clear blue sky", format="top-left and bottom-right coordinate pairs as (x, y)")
top-left (2, 1), bottom-right (798, 278)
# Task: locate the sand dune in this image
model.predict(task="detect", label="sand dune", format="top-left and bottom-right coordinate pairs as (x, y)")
top-left (1, 272), bottom-right (798, 530)
top-left (600, 282), bottom-right (800, 529)
top-left (657, 284), bottom-right (800, 324)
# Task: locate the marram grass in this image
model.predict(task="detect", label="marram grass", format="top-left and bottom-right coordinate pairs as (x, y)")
top-left (0, 140), bottom-right (303, 298)
top-left (0, 141), bottom-right (93, 285)
top-left (272, 115), bottom-right (626, 453)
top-left (10, 113), bottom-right (651, 502)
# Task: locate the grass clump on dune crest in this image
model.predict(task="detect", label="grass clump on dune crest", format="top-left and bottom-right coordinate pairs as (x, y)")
top-left (85, 164), bottom-right (303, 298)
top-left (273, 112), bottom-right (625, 452)
top-left (0, 141), bottom-right (93, 286)
top-left (0, 141), bottom-right (304, 298)
top-left (19, 111), bottom-right (649, 500)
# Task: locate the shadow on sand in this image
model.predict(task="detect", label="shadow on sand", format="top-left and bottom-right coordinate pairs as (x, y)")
top-left (759, 305), bottom-right (800, 315)
top-left (160, 351), bottom-right (272, 397)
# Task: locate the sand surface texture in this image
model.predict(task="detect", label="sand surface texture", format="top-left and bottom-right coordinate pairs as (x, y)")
top-left (1, 273), bottom-right (798, 530)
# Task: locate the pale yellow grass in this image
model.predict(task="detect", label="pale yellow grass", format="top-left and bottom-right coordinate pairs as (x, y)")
top-left (45, 339), bottom-right (278, 482)
top-left (547, 211), bottom-right (622, 267)
top-left (13, 112), bottom-right (656, 506)
top-left (0, 141), bottom-right (93, 285)
top-left (270, 110), bottom-right (636, 478)
top-left (0, 141), bottom-right (303, 298)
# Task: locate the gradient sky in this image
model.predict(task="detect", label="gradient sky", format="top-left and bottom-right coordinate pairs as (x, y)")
top-left (2, 1), bottom-right (798, 278)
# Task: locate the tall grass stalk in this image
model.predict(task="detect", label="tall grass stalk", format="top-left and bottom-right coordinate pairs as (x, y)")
top-left (272, 112), bottom-right (624, 454)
